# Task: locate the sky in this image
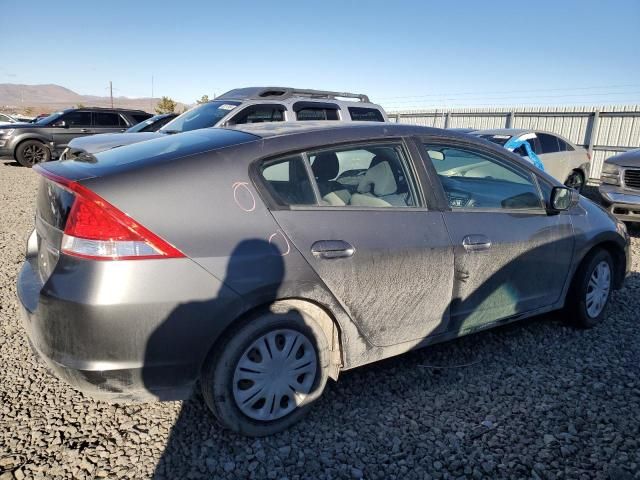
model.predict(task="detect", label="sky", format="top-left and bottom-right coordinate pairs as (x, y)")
top-left (1, 0), bottom-right (640, 110)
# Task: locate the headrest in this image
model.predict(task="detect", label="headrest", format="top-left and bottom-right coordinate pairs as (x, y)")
top-left (357, 161), bottom-right (397, 196)
top-left (312, 152), bottom-right (339, 181)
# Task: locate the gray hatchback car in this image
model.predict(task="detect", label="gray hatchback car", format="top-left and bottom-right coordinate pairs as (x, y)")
top-left (17, 122), bottom-right (631, 436)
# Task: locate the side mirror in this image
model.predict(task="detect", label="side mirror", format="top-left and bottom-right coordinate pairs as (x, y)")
top-left (549, 186), bottom-right (579, 212)
top-left (428, 149), bottom-right (445, 161)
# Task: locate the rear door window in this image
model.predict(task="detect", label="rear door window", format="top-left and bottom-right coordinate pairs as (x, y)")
top-left (293, 101), bottom-right (340, 121)
top-left (62, 111), bottom-right (92, 127)
top-left (307, 143), bottom-right (418, 208)
top-left (94, 112), bottom-right (121, 127)
top-left (537, 133), bottom-right (560, 154)
top-left (348, 107), bottom-right (384, 122)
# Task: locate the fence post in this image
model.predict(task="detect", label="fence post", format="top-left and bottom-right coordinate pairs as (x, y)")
top-left (506, 111), bottom-right (515, 128)
top-left (587, 110), bottom-right (600, 154)
top-left (587, 110), bottom-right (601, 182)
top-left (444, 112), bottom-right (451, 129)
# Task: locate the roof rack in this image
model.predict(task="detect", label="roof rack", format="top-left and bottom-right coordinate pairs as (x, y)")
top-left (217, 87), bottom-right (371, 103)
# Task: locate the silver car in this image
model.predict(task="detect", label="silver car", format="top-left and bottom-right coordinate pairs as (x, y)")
top-left (473, 129), bottom-right (591, 191)
top-left (17, 122), bottom-right (630, 436)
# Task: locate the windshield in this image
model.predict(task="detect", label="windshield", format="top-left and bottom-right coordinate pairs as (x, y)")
top-left (159, 101), bottom-right (240, 133)
top-left (126, 115), bottom-right (165, 133)
top-left (35, 112), bottom-right (64, 125)
top-left (474, 133), bottom-right (513, 147)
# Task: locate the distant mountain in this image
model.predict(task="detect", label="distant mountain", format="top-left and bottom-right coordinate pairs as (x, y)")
top-left (0, 83), bottom-right (189, 115)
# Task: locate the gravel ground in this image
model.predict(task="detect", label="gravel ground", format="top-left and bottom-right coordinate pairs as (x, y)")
top-left (1, 158), bottom-right (639, 480)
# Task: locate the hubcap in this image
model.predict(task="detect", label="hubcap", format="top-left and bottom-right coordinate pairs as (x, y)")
top-left (23, 144), bottom-right (46, 165)
top-left (586, 261), bottom-right (611, 318)
top-left (232, 329), bottom-right (317, 421)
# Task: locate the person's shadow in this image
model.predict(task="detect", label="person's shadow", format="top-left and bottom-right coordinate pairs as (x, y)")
top-left (144, 237), bottom-right (301, 478)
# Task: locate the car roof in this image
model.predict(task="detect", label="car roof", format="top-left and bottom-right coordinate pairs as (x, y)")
top-left (217, 86), bottom-right (371, 103)
top-left (224, 121), bottom-right (446, 139)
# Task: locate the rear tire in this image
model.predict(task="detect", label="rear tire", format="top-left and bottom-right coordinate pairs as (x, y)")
top-left (16, 140), bottom-right (50, 167)
top-left (565, 249), bottom-right (613, 328)
top-left (564, 170), bottom-right (584, 193)
top-left (201, 306), bottom-right (330, 436)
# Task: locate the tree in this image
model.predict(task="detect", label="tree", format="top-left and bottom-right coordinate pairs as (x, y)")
top-left (196, 95), bottom-right (210, 104)
top-left (76, 103), bottom-right (85, 108)
top-left (23, 106), bottom-right (34, 115)
top-left (155, 96), bottom-right (177, 114)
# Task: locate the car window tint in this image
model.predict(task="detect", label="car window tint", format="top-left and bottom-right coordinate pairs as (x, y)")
top-left (425, 144), bottom-right (543, 210)
top-left (348, 107), bottom-right (384, 122)
top-left (296, 108), bottom-right (339, 121)
top-left (260, 155), bottom-right (315, 206)
top-left (94, 112), bottom-right (121, 127)
top-left (306, 143), bottom-right (417, 208)
top-left (63, 111), bottom-right (92, 127)
top-left (231, 105), bottom-right (285, 124)
top-left (537, 133), bottom-right (560, 154)
top-left (557, 138), bottom-right (574, 152)
top-left (132, 113), bottom-right (152, 123)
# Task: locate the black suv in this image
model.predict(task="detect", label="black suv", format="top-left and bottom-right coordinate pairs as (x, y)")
top-left (0, 107), bottom-right (152, 167)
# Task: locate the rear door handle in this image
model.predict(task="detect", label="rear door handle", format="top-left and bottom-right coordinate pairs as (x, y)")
top-left (462, 234), bottom-right (491, 252)
top-left (80, 129), bottom-right (92, 133)
top-left (311, 240), bottom-right (355, 259)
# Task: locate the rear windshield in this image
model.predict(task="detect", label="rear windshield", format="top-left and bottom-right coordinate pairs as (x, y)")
top-left (60, 129), bottom-right (258, 177)
top-left (160, 101), bottom-right (241, 133)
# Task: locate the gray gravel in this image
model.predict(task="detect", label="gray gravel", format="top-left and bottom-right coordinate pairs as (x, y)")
top-left (1, 158), bottom-right (639, 480)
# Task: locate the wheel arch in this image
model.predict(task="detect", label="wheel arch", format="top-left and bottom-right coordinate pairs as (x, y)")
top-left (574, 240), bottom-right (626, 290)
top-left (200, 297), bottom-right (344, 381)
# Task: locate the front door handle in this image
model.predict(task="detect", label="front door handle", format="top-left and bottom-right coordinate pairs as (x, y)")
top-left (80, 128), bottom-right (92, 133)
top-left (311, 240), bottom-right (355, 259)
top-left (462, 234), bottom-right (491, 252)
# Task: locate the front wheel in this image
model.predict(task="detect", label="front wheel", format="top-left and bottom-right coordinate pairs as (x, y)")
top-left (16, 140), bottom-right (51, 167)
top-left (565, 249), bottom-right (613, 328)
top-left (201, 307), bottom-right (330, 436)
top-left (564, 170), bottom-right (584, 192)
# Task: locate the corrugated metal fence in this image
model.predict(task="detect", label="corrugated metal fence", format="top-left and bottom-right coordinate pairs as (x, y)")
top-left (387, 105), bottom-right (640, 182)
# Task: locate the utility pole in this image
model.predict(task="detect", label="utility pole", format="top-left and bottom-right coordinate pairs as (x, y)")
top-left (109, 81), bottom-right (113, 108)
top-left (151, 75), bottom-right (154, 112)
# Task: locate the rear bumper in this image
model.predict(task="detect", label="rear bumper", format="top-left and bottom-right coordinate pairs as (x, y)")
top-left (17, 255), bottom-right (242, 402)
top-left (599, 186), bottom-right (640, 223)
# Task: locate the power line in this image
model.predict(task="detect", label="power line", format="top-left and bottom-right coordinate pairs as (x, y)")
top-left (376, 83), bottom-right (640, 100)
top-left (385, 98), bottom-right (640, 110)
top-left (382, 91), bottom-right (640, 108)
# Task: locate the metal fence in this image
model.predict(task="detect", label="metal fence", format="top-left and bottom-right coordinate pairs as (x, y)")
top-left (387, 105), bottom-right (640, 182)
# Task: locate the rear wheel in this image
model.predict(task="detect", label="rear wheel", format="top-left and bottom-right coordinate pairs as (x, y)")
top-left (16, 140), bottom-right (50, 167)
top-left (564, 170), bottom-right (584, 192)
top-left (201, 307), bottom-right (330, 436)
top-left (565, 249), bottom-right (613, 328)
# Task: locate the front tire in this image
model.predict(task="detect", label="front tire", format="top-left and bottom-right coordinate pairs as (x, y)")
top-left (201, 306), bottom-right (330, 436)
top-left (565, 249), bottom-right (613, 328)
top-left (16, 140), bottom-right (50, 167)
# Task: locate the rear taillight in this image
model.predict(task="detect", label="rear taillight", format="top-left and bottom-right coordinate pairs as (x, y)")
top-left (35, 166), bottom-right (184, 261)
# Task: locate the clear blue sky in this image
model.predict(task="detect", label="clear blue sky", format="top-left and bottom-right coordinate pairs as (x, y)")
top-left (2, 0), bottom-right (639, 110)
